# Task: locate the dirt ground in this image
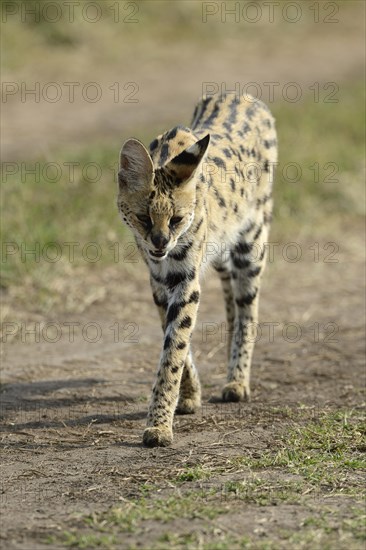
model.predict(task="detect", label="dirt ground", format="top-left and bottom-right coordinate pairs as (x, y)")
top-left (1, 224), bottom-right (365, 549)
top-left (1, 2), bottom-right (365, 548)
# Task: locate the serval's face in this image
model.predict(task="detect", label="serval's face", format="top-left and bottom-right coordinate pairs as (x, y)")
top-left (117, 135), bottom-right (209, 261)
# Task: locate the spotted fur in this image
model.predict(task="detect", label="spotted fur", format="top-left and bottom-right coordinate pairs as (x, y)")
top-left (117, 94), bottom-right (277, 447)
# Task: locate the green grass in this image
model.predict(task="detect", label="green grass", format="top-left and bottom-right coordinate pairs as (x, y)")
top-left (272, 78), bottom-right (365, 232)
top-left (222, 478), bottom-right (304, 505)
top-left (47, 531), bottom-right (116, 549)
top-left (102, 491), bottom-right (224, 528)
top-left (157, 532), bottom-right (252, 550)
top-left (176, 465), bottom-right (211, 483)
top-left (44, 410), bottom-right (365, 549)
top-left (48, 501), bottom-right (366, 550)
top-left (1, 143), bottom-right (122, 270)
top-left (49, 490), bottom-right (225, 545)
top-left (302, 507), bottom-right (366, 539)
top-left (231, 410), bottom-right (366, 490)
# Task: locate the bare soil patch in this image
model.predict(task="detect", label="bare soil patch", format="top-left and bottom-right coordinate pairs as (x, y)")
top-left (1, 230), bottom-right (365, 549)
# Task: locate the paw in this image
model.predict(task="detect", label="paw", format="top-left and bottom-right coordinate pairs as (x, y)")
top-left (222, 382), bottom-right (250, 403)
top-left (176, 395), bottom-right (201, 415)
top-left (142, 426), bottom-right (173, 448)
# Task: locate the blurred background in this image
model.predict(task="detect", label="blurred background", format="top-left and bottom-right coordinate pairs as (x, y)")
top-left (1, 0), bottom-right (365, 317)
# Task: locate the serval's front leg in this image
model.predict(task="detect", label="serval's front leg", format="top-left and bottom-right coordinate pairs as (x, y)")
top-left (150, 278), bottom-right (201, 416)
top-left (144, 269), bottom-right (201, 447)
top-left (176, 348), bottom-right (201, 414)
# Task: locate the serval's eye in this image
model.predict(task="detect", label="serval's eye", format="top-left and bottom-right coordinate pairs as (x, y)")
top-left (169, 216), bottom-right (183, 228)
top-left (136, 214), bottom-right (152, 228)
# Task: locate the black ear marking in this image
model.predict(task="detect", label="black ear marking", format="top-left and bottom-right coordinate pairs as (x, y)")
top-left (174, 134), bottom-right (210, 166)
top-left (165, 134), bottom-right (210, 185)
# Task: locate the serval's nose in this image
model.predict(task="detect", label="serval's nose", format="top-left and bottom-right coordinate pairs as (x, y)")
top-left (151, 232), bottom-right (169, 251)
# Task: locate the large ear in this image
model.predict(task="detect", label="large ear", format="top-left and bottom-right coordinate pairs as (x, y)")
top-left (119, 138), bottom-right (154, 191)
top-left (165, 134), bottom-right (210, 184)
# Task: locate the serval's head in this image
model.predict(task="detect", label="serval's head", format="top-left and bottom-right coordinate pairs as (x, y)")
top-left (117, 128), bottom-right (210, 261)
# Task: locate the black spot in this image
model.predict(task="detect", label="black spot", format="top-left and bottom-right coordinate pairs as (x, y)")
top-left (248, 266), bottom-right (261, 277)
top-left (167, 127), bottom-right (179, 140)
top-left (149, 138), bottom-right (158, 152)
top-left (263, 160), bottom-right (269, 172)
top-left (234, 241), bottom-right (253, 254)
top-left (236, 290), bottom-right (258, 307)
top-left (171, 365), bottom-right (179, 373)
top-left (212, 186), bottom-right (226, 208)
top-left (223, 148), bottom-right (232, 159)
top-left (176, 341), bottom-right (187, 350)
top-left (189, 290), bottom-right (200, 303)
top-left (213, 156), bottom-right (226, 169)
top-left (200, 102), bottom-right (220, 128)
top-left (229, 96), bottom-right (239, 124)
top-left (149, 190), bottom-right (156, 199)
top-left (169, 242), bottom-right (192, 261)
top-left (179, 316), bottom-right (192, 329)
top-left (187, 267), bottom-right (196, 281)
top-left (165, 270), bottom-right (187, 290)
top-left (164, 334), bottom-right (172, 350)
top-left (243, 122), bottom-right (251, 134)
top-left (231, 254), bottom-right (250, 270)
top-left (234, 203), bottom-right (238, 213)
top-left (264, 139), bottom-right (277, 149)
top-left (166, 302), bottom-right (184, 324)
top-left (192, 96), bottom-right (214, 128)
top-left (191, 104), bottom-right (199, 124)
top-left (253, 226), bottom-right (262, 241)
top-left (194, 217), bottom-right (204, 233)
top-left (230, 178), bottom-right (236, 192)
top-left (159, 143), bottom-right (170, 165)
top-left (165, 268), bottom-right (195, 290)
